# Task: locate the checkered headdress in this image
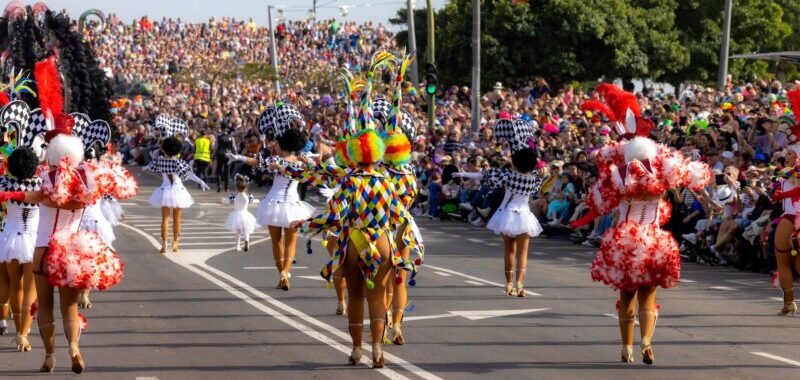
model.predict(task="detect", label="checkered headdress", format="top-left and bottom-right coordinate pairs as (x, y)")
top-left (372, 97), bottom-right (416, 140)
top-left (0, 100), bottom-right (31, 149)
top-left (70, 112), bottom-right (111, 149)
top-left (155, 114), bottom-right (190, 138)
top-left (257, 103), bottom-right (305, 141)
top-left (493, 118), bottom-right (535, 154)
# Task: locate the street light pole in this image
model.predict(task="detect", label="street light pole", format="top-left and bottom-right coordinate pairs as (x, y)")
top-left (426, 0), bottom-right (435, 132)
top-left (268, 5), bottom-right (281, 94)
top-left (406, 0), bottom-right (419, 87)
top-left (717, 0), bottom-right (732, 91)
top-left (470, 0), bottom-right (480, 134)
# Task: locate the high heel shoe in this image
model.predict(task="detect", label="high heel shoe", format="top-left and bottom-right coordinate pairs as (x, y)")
top-left (244, 240), bottom-right (249, 252)
top-left (160, 240), bottom-right (168, 254)
top-left (13, 334), bottom-right (31, 352)
top-left (348, 347), bottom-right (363, 365)
top-left (78, 292), bottom-right (93, 309)
top-left (778, 301), bottom-right (797, 316)
top-left (172, 238), bottom-right (180, 253)
top-left (279, 272), bottom-right (290, 291)
top-left (620, 345), bottom-right (633, 363)
top-left (372, 342), bottom-right (384, 368)
top-left (336, 300), bottom-right (346, 316)
top-left (504, 282), bottom-right (514, 296)
top-left (70, 342), bottom-right (85, 374)
top-left (392, 324), bottom-right (405, 345)
top-left (40, 353), bottom-right (56, 373)
top-left (516, 282), bottom-right (526, 297)
top-left (641, 338), bottom-right (655, 365)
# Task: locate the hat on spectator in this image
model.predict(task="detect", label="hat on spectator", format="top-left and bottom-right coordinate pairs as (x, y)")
top-left (721, 151), bottom-right (734, 160)
top-left (715, 186), bottom-right (734, 204)
top-left (536, 160), bottom-right (547, 169)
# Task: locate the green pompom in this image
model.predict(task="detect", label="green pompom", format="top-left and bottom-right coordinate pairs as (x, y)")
top-left (326, 281), bottom-right (334, 289)
top-left (366, 279), bottom-right (375, 290)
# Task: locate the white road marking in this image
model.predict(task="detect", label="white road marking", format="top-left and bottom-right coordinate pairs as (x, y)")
top-left (403, 314), bottom-right (457, 322)
top-left (401, 308), bottom-right (549, 322)
top-left (604, 313), bottom-right (640, 325)
top-left (135, 377), bottom-right (160, 380)
top-left (681, 279), bottom-right (698, 283)
top-left (121, 223), bottom-right (438, 380)
top-left (424, 264), bottom-right (542, 296)
top-left (199, 202), bottom-right (222, 206)
top-left (531, 251), bottom-right (546, 255)
top-left (710, 286), bottom-right (737, 291)
top-left (770, 297), bottom-right (784, 302)
top-left (297, 275), bottom-right (325, 281)
top-left (464, 280), bottom-right (483, 285)
top-left (179, 241), bottom-right (248, 247)
top-left (433, 271), bottom-right (452, 277)
top-left (558, 257), bottom-right (576, 262)
top-left (244, 266), bottom-right (309, 270)
top-left (751, 352), bottom-right (800, 367)
top-left (119, 202), bottom-right (138, 206)
top-left (487, 242), bottom-right (500, 246)
top-left (466, 238), bottom-right (484, 244)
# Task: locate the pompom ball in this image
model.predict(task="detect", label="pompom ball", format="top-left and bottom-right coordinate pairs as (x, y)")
top-left (346, 129), bottom-right (385, 165)
top-left (381, 131), bottom-right (411, 166)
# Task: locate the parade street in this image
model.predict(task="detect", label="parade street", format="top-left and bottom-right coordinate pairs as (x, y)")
top-left (1, 169), bottom-right (798, 379)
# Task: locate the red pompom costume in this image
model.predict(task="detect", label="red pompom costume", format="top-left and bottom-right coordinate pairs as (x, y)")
top-left (578, 84), bottom-right (712, 291)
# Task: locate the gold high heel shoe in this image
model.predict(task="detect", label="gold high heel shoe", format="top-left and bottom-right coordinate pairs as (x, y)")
top-left (40, 353), bottom-right (56, 373)
top-left (392, 324), bottom-right (405, 345)
top-left (160, 240), bottom-right (168, 254)
top-left (778, 301), bottom-right (797, 316)
top-left (70, 342), bottom-right (85, 374)
top-left (336, 300), bottom-right (346, 316)
top-left (348, 346), bottom-right (363, 365)
top-left (641, 337), bottom-right (655, 365)
top-left (13, 333), bottom-right (31, 352)
top-left (279, 272), bottom-right (290, 291)
top-left (620, 345), bottom-right (633, 363)
top-left (78, 291), bottom-right (93, 309)
top-left (172, 238), bottom-right (180, 253)
top-left (504, 283), bottom-right (514, 296)
top-left (372, 342), bottom-right (384, 368)
top-left (516, 281), bottom-right (526, 297)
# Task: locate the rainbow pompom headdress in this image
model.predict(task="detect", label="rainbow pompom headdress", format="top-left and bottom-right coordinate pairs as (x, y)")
top-left (335, 51), bottom-right (394, 166)
top-left (381, 52), bottom-right (415, 167)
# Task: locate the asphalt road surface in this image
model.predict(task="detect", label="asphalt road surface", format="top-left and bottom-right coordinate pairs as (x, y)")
top-left (1, 168), bottom-right (799, 379)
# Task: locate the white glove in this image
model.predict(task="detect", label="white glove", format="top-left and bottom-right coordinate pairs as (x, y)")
top-left (200, 182), bottom-right (210, 191)
top-left (454, 172), bottom-right (482, 179)
top-left (319, 186), bottom-right (335, 200)
top-left (226, 152), bottom-right (246, 162)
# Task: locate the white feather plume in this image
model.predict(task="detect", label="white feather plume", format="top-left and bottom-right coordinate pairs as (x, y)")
top-left (46, 134), bottom-right (85, 168)
top-left (623, 137), bottom-right (657, 163)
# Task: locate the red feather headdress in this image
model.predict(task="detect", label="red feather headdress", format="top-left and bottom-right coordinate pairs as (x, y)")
top-left (786, 89), bottom-right (800, 145)
top-left (584, 83), bottom-right (650, 139)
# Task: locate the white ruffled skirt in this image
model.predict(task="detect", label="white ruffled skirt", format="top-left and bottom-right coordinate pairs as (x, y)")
top-left (149, 184), bottom-right (194, 209)
top-left (0, 231), bottom-right (36, 264)
top-left (487, 208), bottom-right (543, 238)
top-left (100, 197), bottom-right (125, 226)
top-left (80, 216), bottom-right (116, 245)
top-left (256, 199), bottom-right (315, 228)
top-left (226, 210), bottom-right (259, 236)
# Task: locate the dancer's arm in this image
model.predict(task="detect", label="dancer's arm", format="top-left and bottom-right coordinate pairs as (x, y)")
top-left (452, 172), bottom-right (482, 180)
top-left (184, 171), bottom-right (210, 191)
top-left (226, 152), bottom-right (258, 166)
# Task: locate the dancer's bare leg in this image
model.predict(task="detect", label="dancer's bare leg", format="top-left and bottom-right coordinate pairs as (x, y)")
top-left (618, 290), bottom-right (636, 363)
top-left (32, 248), bottom-right (56, 371)
top-left (513, 234), bottom-right (530, 297)
top-left (60, 287), bottom-right (84, 373)
top-left (503, 235), bottom-right (516, 295)
top-left (391, 225), bottom-right (410, 344)
top-left (8, 260), bottom-right (33, 350)
top-left (160, 207), bottom-right (170, 253)
top-left (343, 242), bottom-right (365, 364)
top-left (0, 264), bottom-right (11, 334)
top-left (172, 208), bottom-right (183, 252)
top-left (268, 226), bottom-right (286, 289)
top-left (283, 227), bottom-right (299, 277)
top-left (327, 236), bottom-right (347, 314)
top-left (775, 218), bottom-right (797, 315)
top-left (637, 286), bottom-right (658, 365)
top-left (365, 233), bottom-right (392, 368)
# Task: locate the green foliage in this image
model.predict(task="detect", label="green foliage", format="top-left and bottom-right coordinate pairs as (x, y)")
top-left (391, 0), bottom-right (800, 88)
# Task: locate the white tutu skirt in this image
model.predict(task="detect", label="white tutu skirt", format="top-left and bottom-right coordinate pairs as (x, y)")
top-left (226, 210), bottom-right (259, 235)
top-left (100, 198), bottom-right (124, 226)
top-left (80, 217), bottom-right (116, 245)
top-left (487, 207), bottom-right (543, 237)
top-left (256, 199), bottom-right (315, 228)
top-left (149, 185), bottom-right (194, 209)
top-left (0, 231), bottom-right (36, 264)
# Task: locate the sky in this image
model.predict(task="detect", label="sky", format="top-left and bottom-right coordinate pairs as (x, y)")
top-left (41, 0), bottom-right (447, 30)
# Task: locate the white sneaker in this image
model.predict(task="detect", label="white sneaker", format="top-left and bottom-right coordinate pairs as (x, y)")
top-left (682, 233), bottom-right (697, 245)
top-left (582, 240), bottom-right (594, 247)
top-left (471, 219), bottom-right (486, 227)
top-left (478, 207), bottom-right (491, 218)
top-left (236, 244), bottom-right (242, 252)
top-left (459, 203), bottom-right (474, 211)
top-left (586, 231), bottom-right (599, 240)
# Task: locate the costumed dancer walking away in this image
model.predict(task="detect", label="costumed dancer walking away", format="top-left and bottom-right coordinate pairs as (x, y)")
top-left (227, 103), bottom-right (314, 291)
top-left (221, 174), bottom-right (260, 251)
top-left (290, 53), bottom-right (410, 368)
top-left (766, 89), bottom-right (800, 316)
top-left (571, 84), bottom-right (711, 364)
top-left (0, 98), bottom-right (45, 351)
top-left (455, 118), bottom-right (542, 297)
top-left (373, 53), bottom-right (424, 344)
top-left (145, 121), bottom-right (210, 253)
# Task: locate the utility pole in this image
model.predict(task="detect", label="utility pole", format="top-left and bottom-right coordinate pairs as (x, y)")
top-left (313, 0), bottom-right (317, 21)
top-left (406, 0), bottom-right (419, 87)
top-left (426, 0), bottom-right (435, 132)
top-left (268, 5), bottom-right (281, 94)
top-left (470, 0), bottom-right (480, 134)
top-left (717, 0), bottom-right (732, 91)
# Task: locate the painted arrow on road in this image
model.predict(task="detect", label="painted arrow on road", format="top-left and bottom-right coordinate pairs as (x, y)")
top-left (403, 308), bottom-right (549, 322)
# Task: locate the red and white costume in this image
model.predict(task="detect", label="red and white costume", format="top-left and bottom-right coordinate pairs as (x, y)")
top-left (580, 85), bottom-right (712, 292)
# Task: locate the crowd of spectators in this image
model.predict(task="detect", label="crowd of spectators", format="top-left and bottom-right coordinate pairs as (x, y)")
top-left (77, 12), bottom-right (800, 275)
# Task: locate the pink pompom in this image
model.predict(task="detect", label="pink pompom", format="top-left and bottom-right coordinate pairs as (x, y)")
top-left (30, 301), bottom-right (38, 318)
top-left (771, 272), bottom-right (780, 288)
top-left (79, 313), bottom-right (88, 331)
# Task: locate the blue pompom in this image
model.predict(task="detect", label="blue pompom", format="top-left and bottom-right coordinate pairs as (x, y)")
top-left (408, 278), bottom-right (416, 287)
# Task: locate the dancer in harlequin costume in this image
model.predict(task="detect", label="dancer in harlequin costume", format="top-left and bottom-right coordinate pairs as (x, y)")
top-left (227, 103), bottom-right (314, 291)
top-left (766, 89), bottom-right (800, 316)
top-left (290, 52), bottom-right (410, 368)
top-left (221, 174), bottom-right (260, 252)
top-left (373, 53), bottom-right (424, 344)
top-left (455, 118), bottom-right (542, 297)
top-left (145, 131), bottom-right (210, 253)
top-left (571, 84), bottom-right (711, 364)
